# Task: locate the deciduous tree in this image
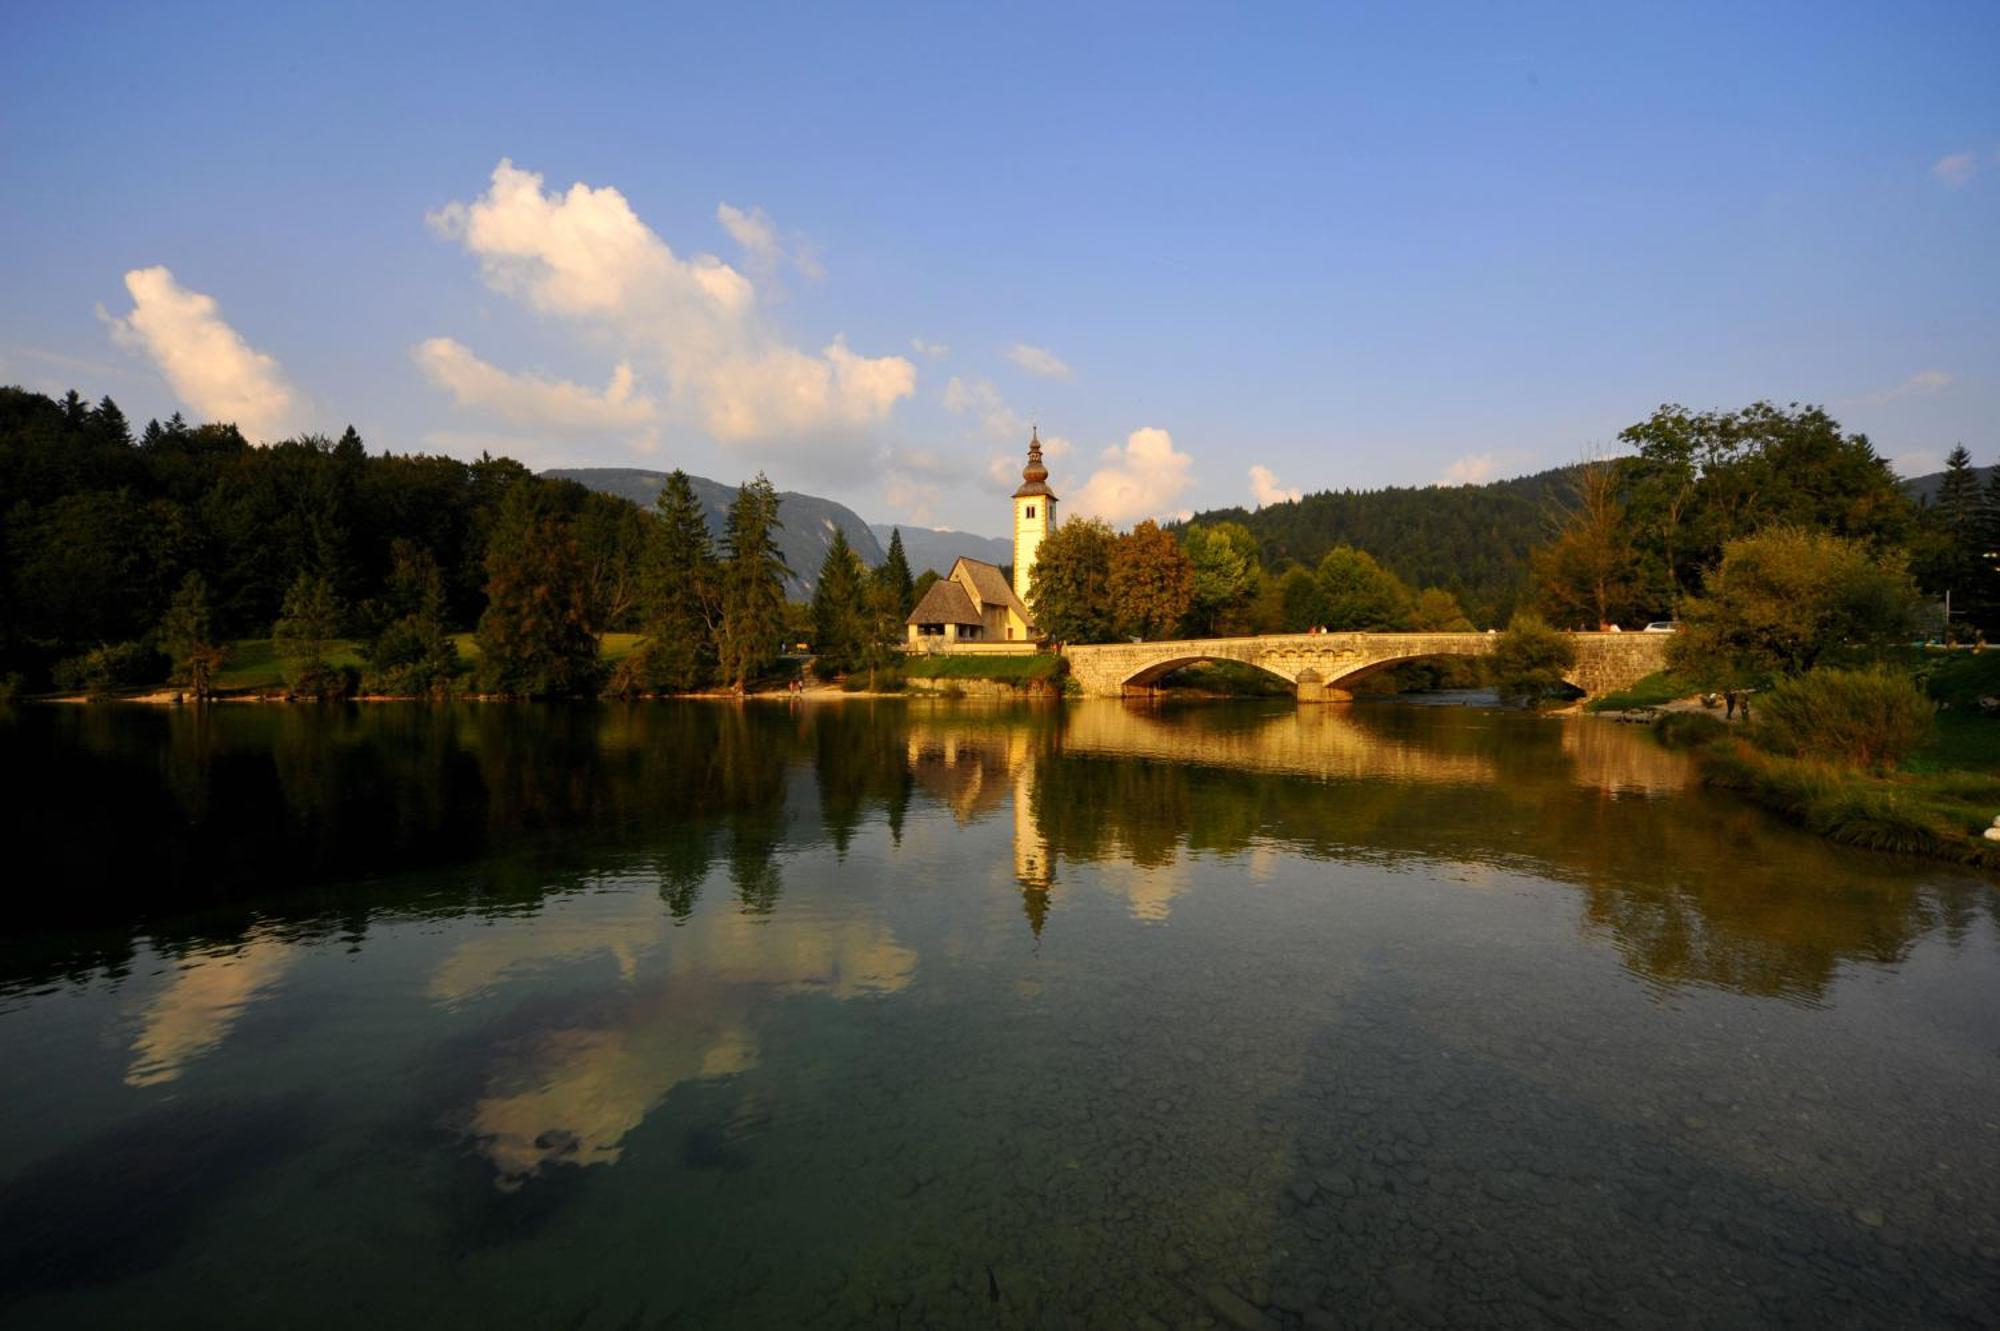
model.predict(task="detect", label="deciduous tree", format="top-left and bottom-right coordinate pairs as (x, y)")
top-left (1109, 520), bottom-right (1194, 641)
top-left (1028, 517), bottom-right (1118, 643)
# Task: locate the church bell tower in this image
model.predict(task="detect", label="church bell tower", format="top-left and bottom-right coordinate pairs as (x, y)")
top-left (1012, 427), bottom-right (1057, 607)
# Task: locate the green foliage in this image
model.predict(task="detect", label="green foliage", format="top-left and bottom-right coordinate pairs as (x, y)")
top-left (1619, 401), bottom-right (1915, 608)
top-left (1181, 521), bottom-right (1260, 636)
top-left (1746, 668), bottom-right (1934, 772)
top-left (1109, 519), bottom-right (1195, 640)
top-left (361, 542), bottom-right (460, 696)
top-left (1699, 741), bottom-right (1995, 866)
top-left (1406, 586), bottom-right (1475, 632)
top-left (273, 571), bottom-right (350, 697)
top-left (1314, 545), bottom-right (1411, 630)
top-left (1275, 566), bottom-right (1324, 632)
top-left (1532, 459), bottom-right (1647, 628)
top-left (475, 484), bottom-right (600, 698)
top-left (1488, 613), bottom-right (1578, 707)
top-left (622, 470), bottom-right (720, 695)
top-left (1029, 516), bottom-right (1118, 643)
top-left (810, 527), bottom-right (870, 678)
top-left (1182, 466), bottom-right (1573, 626)
top-left (1653, 711), bottom-right (1729, 750)
top-left (876, 528), bottom-right (916, 616)
top-left (158, 571), bottom-right (224, 698)
top-left (52, 641), bottom-right (162, 697)
top-left (717, 475), bottom-right (789, 691)
top-left (1913, 445), bottom-right (1998, 636)
top-left (1668, 527), bottom-right (1920, 688)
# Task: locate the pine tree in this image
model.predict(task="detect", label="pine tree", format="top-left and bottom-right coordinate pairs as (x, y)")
top-left (876, 528), bottom-right (915, 615)
top-left (475, 484), bottom-right (601, 697)
top-left (159, 572), bottom-right (223, 699)
top-left (273, 571), bottom-right (346, 697)
top-left (717, 474), bottom-right (788, 691)
top-left (627, 470), bottom-right (720, 692)
top-left (811, 528), bottom-right (868, 678)
top-left (91, 396), bottom-right (132, 448)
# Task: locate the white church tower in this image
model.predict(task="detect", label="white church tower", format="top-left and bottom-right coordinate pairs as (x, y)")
top-left (1011, 427), bottom-right (1057, 606)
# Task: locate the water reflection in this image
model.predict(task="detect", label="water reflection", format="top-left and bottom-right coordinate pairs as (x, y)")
top-left (4, 699), bottom-right (1990, 1009)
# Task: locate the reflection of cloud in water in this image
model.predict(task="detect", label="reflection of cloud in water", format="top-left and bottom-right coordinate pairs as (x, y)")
top-left (458, 902), bottom-right (916, 1188)
top-left (429, 891), bottom-right (660, 1006)
top-left (126, 932), bottom-right (296, 1087)
top-left (1094, 859), bottom-right (1192, 922)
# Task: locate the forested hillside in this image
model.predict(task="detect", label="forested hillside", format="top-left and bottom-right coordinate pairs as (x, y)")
top-left (1183, 468), bottom-right (1576, 626)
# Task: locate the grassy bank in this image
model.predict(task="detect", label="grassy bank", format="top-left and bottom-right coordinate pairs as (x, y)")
top-left (901, 654), bottom-right (1062, 681)
top-left (209, 632), bottom-right (648, 694)
top-left (1666, 653), bottom-right (1999, 868)
top-left (1585, 669), bottom-right (1700, 713)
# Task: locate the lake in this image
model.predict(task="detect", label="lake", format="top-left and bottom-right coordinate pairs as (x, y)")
top-left (1, 699), bottom-right (1996, 1327)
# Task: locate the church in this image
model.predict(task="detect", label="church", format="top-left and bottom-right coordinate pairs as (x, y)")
top-left (904, 429), bottom-right (1056, 649)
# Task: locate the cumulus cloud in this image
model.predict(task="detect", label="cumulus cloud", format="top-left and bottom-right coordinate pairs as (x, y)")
top-left (1069, 427), bottom-right (1195, 525)
top-left (425, 160), bottom-right (912, 461)
top-left (910, 337), bottom-right (950, 360)
top-left (1852, 368), bottom-right (1952, 406)
top-left (716, 201), bottom-right (824, 281)
top-left (1932, 152), bottom-right (1979, 188)
top-left (944, 374), bottom-right (1027, 442)
top-left (1248, 464), bottom-right (1300, 509)
top-left (1439, 453), bottom-right (1501, 486)
top-left (413, 337), bottom-right (657, 432)
top-left (102, 266), bottom-right (298, 440)
top-left (1007, 342), bottom-right (1073, 380)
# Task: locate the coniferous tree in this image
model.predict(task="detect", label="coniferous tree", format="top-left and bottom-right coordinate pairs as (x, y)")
top-left (159, 572), bottom-right (223, 699)
top-left (363, 541), bottom-right (460, 695)
top-left (476, 484), bottom-right (600, 697)
top-left (876, 528), bottom-right (916, 615)
top-left (718, 474), bottom-right (788, 691)
top-left (626, 470), bottom-right (720, 692)
top-left (811, 528), bottom-right (869, 678)
top-left (1921, 445), bottom-right (1987, 638)
top-left (273, 570), bottom-right (346, 697)
top-left (90, 396), bottom-right (132, 448)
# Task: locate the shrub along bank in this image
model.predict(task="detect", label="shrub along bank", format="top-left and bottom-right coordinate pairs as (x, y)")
top-left (1661, 659), bottom-right (1999, 867)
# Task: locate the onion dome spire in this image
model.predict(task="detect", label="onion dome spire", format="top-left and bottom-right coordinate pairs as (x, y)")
top-left (1013, 426), bottom-right (1055, 499)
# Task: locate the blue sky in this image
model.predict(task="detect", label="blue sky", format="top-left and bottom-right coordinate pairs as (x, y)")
top-left (3, 1), bottom-right (1995, 535)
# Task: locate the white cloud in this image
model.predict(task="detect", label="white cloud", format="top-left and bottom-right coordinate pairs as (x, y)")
top-left (102, 266), bottom-right (298, 441)
top-left (1932, 152), bottom-right (1979, 188)
top-left (944, 374), bottom-right (1027, 442)
top-left (413, 337), bottom-right (657, 432)
top-left (426, 160), bottom-right (912, 462)
top-left (715, 202), bottom-right (825, 282)
top-left (910, 337), bottom-right (950, 360)
top-left (1890, 449), bottom-right (1944, 478)
top-left (1852, 368), bottom-right (1952, 407)
top-left (1248, 464), bottom-right (1300, 509)
top-left (1007, 342), bottom-right (1073, 380)
top-left (1069, 427), bottom-right (1195, 525)
top-left (1439, 453), bottom-right (1501, 486)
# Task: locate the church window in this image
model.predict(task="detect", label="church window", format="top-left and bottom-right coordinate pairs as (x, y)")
top-left (1025, 505), bottom-right (1035, 519)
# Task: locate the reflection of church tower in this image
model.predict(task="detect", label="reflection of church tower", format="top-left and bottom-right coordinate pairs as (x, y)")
top-left (1012, 428), bottom-right (1057, 607)
top-left (1012, 738), bottom-right (1053, 937)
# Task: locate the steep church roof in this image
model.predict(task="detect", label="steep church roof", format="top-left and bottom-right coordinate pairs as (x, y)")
top-left (952, 557), bottom-right (1033, 624)
top-left (906, 577), bottom-right (981, 626)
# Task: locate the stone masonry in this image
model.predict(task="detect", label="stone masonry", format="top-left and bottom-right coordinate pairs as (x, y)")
top-left (1061, 631), bottom-right (1669, 700)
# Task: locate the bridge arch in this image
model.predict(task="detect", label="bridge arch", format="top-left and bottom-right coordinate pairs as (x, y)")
top-left (1061, 631), bottom-right (1667, 701)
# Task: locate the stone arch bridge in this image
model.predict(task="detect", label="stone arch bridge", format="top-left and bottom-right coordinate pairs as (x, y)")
top-left (1061, 631), bottom-right (1668, 701)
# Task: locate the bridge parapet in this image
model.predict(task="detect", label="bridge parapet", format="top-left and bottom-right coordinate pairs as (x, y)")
top-left (1061, 631), bottom-right (1666, 700)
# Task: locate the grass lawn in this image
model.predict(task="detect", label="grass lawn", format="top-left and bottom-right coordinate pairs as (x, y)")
top-left (218, 631), bottom-right (650, 692)
top-left (902, 653), bottom-right (1062, 681)
top-left (1585, 670), bottom-right (1700, 712)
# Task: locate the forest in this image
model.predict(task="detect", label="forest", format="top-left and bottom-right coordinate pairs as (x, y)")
top-left (3, 384), bottom-right (1994, 704)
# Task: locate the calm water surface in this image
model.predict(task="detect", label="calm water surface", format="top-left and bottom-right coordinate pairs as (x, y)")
top-left (1, 700), bottom-right (1997, 1328)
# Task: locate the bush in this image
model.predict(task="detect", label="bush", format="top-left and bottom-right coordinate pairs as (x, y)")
top-left (1747, 667), bottom-right (1934, 771)
top-left (1654, 711), bottom-right (1728, 750)
top-left (1487, 614), bottom-right (1578, 707)
top-left (52, 641), bottom-right (164, 697)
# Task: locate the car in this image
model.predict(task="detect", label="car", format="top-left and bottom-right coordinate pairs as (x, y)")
top-left (1641, 621), bottom-right (1679, 633)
